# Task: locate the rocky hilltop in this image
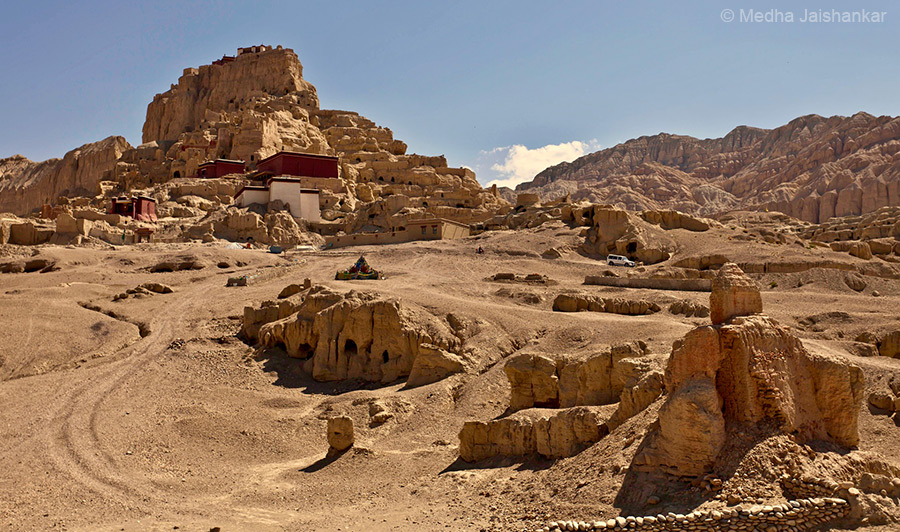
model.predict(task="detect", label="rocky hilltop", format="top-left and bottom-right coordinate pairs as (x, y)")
top-left (0, 45), bottom-right (507, 227)
top-left (516, 113), bottom-right (900, 223)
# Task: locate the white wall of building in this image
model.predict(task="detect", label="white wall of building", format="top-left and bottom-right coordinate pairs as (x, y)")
top-left (238, 189), bottom-right (269, 207)
top-left (267, 180), bottom-right (321, 222)
top-left (299, 190), bottom-right (321, 223)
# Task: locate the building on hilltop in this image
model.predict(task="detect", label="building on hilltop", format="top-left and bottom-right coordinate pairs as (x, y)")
top-left (253, 151), bottom-right (339, 180)
top-left (238, 45), bottom-right (272, 55)
top-left (196, 159), bottom-right (246, 178)
top-left (324, 218), bottom-right (470, 249)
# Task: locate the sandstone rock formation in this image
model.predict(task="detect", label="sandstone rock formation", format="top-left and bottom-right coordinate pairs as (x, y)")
top-left (504, 343), bottom-right (650, 412)
top-left (560, 204), bottom-right (676, 264)
top-left (458, 342), bottom-right (661, 462)
top-left (516, 113), bottom-right (900, 224)
top-left (458, 407), bottom-right (609, 462)
top-left (668, 299), bottom-right (710, 318)
top-left (878, 330), bottom-right (900, 358)
top-left (552, 294), bottom-right (661, 315)
top-left (633, 264), bottom-right (865, 477)
top-left (247, 286), bottom-right (463, 385)
top-left (708, 263), bottom-right (763, 324)
top-left (406, 344), bottom-right (465, 388)
top-left (0, 137), bottom-right (131, 216)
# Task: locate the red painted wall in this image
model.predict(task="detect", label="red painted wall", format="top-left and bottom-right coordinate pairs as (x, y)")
top-left (257, 153), bottom-right (338, 178)
top-left (133, 198), bottom-right (157, 222)
top-left (198, 160), bottom-right (245, 178)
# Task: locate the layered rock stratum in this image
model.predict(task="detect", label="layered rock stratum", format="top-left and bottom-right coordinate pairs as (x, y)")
top-left (516, 113), bottom-right (900, 223)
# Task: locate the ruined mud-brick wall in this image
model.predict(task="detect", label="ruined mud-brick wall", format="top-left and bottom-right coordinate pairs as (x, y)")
top-left (538, 497), bottom-right (849, 532)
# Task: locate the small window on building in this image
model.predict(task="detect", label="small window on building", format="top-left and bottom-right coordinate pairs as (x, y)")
top-left (421, 226), bottom-right (426, 235)
top-left (432, 226), bottom-right (437, 235)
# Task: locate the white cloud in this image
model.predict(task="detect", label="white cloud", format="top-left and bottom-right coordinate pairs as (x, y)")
top-left (481, 139), bottom-right (600, 189)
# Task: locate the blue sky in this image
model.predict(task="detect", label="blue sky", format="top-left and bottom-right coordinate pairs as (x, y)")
top-left (1, 1), bottom-right (897, 187)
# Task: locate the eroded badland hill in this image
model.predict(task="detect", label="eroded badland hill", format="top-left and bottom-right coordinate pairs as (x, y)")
top-left (2, 46), bottom-right (900, 532)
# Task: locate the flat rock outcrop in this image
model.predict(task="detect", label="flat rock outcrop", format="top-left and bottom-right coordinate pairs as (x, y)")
top-left (552, 293), bottom-right (661, 315)
top-left (634, 264), bottom-right (865, 477)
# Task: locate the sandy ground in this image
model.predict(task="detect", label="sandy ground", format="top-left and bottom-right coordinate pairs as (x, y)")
top-left (1, 222), bottom-right (899, 532)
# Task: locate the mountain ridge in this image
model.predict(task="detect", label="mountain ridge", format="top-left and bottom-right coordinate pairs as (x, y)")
top-left (516, 111), bottom-right (900, 223)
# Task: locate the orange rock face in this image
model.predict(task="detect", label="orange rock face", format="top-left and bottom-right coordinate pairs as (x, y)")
top-left (709, 263), bottom-right (763, 325)
top-left (634, 263), bottom-right (864, 477)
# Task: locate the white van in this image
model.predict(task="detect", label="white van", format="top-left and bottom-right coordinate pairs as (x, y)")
top-left (607, 254), bottom-right (635, 267)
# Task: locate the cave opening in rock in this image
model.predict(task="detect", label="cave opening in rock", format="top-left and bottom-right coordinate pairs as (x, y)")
top-left (344, 339), bottom-right (358, 358)
top-left (173, 171), bottom-right (181, 178)
top-left (626, 242), bottom-right (638, 253)
top-left (296, 343), bottom-right (313, 359)
top-left (382, 350), bottom-right (389, 363)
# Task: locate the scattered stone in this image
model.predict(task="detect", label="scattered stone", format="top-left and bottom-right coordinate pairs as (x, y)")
top-left (140, 282), bottom-right (173, 294)
top-left (227, 276), bottom-right (248, 287)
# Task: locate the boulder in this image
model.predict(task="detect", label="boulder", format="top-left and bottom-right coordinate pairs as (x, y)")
top-left (278, 283), bottom-right (307, 299)
top-left (406, 344), bottom-right (465, 388)
top-left (139, 282), bottom-right (173, 294)
top-left (843, 272), bottom-right (867, 292)
top-left (878, 331), bottom-right (900, 358)
top-left (709, 263), bottom-right (762, 324)
top-left (849, 241), bottom-right (873, 260)
top-left (326, 416), bottom-right (354, 453)
top-left (868, 392), bottom-right (895, 411)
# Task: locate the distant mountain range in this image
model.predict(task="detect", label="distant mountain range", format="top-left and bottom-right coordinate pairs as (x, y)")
top-left (514, 113), bottom-right (900, 223)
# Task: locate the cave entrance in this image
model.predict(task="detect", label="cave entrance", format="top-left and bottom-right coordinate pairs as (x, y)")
top-left (344, 339), bottom-right (358, 358)
top-left (382, 350), bottom-right (389, 363)
top-left (173, 171), bottom-right (181, 178)
top-left (296, 343), bottom-right (313, 359)
top-left (626, 242), bottom-right (638, 254)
